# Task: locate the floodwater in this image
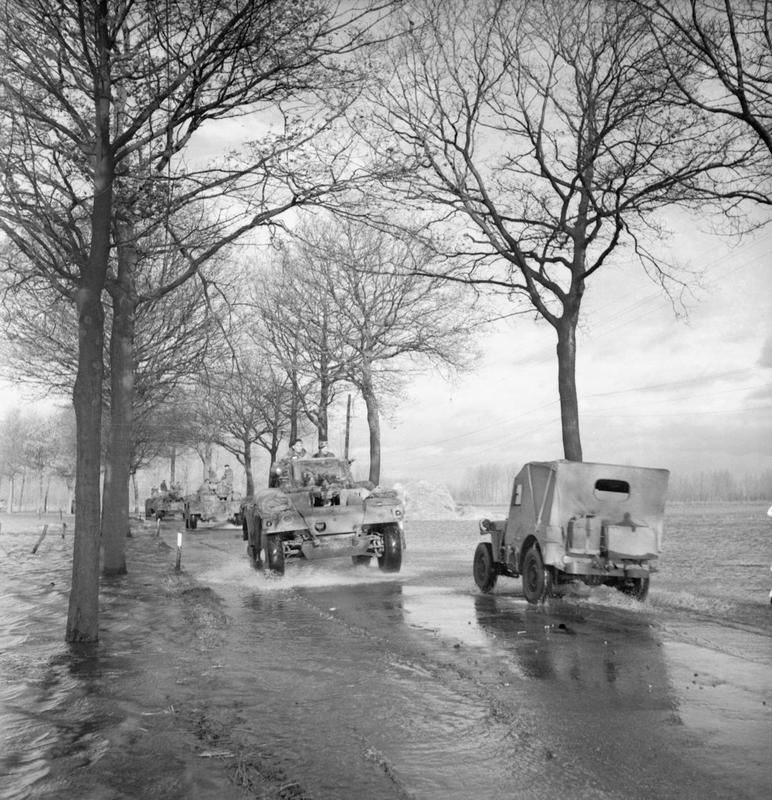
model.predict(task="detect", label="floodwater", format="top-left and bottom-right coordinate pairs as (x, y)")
top-left (1, 503), bottom-right (770, 800)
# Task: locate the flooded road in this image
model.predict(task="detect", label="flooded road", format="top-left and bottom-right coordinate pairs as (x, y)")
top-left (1, 506), bottom-right (771, 799)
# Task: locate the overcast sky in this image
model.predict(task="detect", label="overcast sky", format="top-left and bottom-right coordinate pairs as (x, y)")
top-left (338, 217), bottom-right (772, 487)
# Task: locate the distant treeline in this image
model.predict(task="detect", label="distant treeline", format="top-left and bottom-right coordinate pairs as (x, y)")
top-left (451, 464), bottom-right (772, 504)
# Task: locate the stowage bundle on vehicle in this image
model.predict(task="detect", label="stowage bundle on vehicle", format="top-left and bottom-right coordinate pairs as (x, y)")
top-left (254, 488), bottom-right (293, 515)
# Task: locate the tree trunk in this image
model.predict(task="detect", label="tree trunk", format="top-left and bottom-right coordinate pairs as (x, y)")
top-left (102, 243), bottom-right (136, 574)
top-left (555, 316), bottom-right (582, 462)
top-left (68, 281), bottom-right (107, 642)
top-left (243, 440), bottom-right (254, 496)
top-left (360, 371), bottom-right (382, 485)
top-left (66, 21), bottom-right (113, 640)
top-left (169, 446), bottom-right (177, 485)
top-left (202, 442), bottom-right (213, 482)
top-left (131, 472), bottom-right (139, 515)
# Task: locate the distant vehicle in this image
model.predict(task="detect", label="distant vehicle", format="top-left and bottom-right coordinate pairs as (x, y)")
top-left (241, 456), bottom-right (405, 575)
top-left (473, 460), bottom-right (669, 603)
top-left (183, 481), bottom-right (243, 530)
top-left (144, 487), bottom-right (185, 521)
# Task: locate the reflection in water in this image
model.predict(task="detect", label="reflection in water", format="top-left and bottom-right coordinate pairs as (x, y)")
top-left (472, 592), bottom-right (678, 708)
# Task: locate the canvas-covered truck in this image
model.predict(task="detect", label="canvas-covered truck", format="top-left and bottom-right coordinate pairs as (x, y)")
top-left (473, 460), bottom-right (669, 603)
top-left (241, 456), bottom-right (405, 575)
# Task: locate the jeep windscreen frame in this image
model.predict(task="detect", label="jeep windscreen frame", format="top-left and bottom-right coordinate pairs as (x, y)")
top-left (289, 459), bottom-right (352, 486)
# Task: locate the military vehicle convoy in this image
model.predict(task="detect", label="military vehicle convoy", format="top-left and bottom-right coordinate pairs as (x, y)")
top-left (241, 456), bottom-right (405, 575)
top-left (473, 460), bottom-right (669, 603)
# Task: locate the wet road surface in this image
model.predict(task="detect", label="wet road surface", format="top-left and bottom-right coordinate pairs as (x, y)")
top-left (149, 520), bottom-right (771, 800)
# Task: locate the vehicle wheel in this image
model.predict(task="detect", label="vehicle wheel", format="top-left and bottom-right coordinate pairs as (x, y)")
top-left (189, 515), bottom-right (198, 530)
top-left (473, 541), bottom-right (498, 593)
top-left (155, 511), bottom-right (164, 521)
top-left (377, 526), bottom-right (402, 573)
top-left (616, 577), bottom-right (650, 601)
top-left (247, 542), bottom-right (261, 568)
top-left (265, 534), bottom-right (285, 575)
top-left (521, 544), bottom-right (550, 604)
top-left (352, 555), bottom-right (371, 567)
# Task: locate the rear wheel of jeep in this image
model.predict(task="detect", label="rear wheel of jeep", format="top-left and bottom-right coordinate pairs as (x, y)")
top-left (473, 542), bottom-right (498, 593)
top-left (265, 533), bottom-right (285, 575)
top-left (378, 527), bottom-right (402, 573)
top-left (615, 576), bottom-right (649, 601)
top-left (522, 544), bottom-right (550, 604)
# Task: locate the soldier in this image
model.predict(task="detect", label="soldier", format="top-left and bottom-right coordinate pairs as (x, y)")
top-left (218, 464), bottom-right (234, 499)
top-left (313, 440), bottom-right (335, 458)
top-left (285, 438), bottom-right (307, 459)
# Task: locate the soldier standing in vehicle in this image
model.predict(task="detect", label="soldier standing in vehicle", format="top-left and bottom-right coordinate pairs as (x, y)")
top-left (285, 438), bottom-right (307, 459)
top-left (313, 440), bottom-right (335, 458)
top-left (217, 464), bottom-right (234, 499)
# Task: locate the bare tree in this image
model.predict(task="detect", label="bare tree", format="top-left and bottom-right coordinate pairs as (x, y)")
top-left (363, 0), bottom-right (755, 462)
top-left (195, 355), bottom-right (295, 496)
top-left (0, 406), bottom-right (30, 511)
top-left (23, 414), bottom-right (59, 513)
top-left (637, 0), bottom-right (771, 201)
top-left (288, 214), bottom-right (475, 484)
top-left (258, 248), bottom-right (354, 449)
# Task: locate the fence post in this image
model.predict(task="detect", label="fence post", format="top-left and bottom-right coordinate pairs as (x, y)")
top-left (175, 532), bottom-right (183, 571)
top-left (32, 525), bottom-right (49, 554)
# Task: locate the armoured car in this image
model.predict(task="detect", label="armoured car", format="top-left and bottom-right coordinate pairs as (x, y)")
top-left (241, 456), bottom-right (405, 575)
top-left (473, 460), bottom-right (669, 603)
top-left (183, 483), bottom-right (242, 529)
top-left (144, 487), bottom-right (184, 521)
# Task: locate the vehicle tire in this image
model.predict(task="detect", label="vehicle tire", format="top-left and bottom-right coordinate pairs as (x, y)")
top-left (189, 515), bottom-right (198, 530)
top-left (265, 533), bottom-right (285, 575)
top-left (521, 544), bottom-right (550, 604)
top-left (616, 576), bottom-right (650, 601)
top-left (377, 526), bottom-right (402, 573)
top-left (351, 555), bottom-right (371, 567)
top-left (473, 541), bottom-right (498, 593)
top-left (155, 511), bottom-right (164, 521)
top-left (247, 542), bottom-right (261, 568)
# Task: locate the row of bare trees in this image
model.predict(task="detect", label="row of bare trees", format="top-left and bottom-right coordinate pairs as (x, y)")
top-left (0, 0), bottom-right (769, 642)
top-left (453, 463), bottom-right (772, 505)
top-left (156, 213), bottom-right (475, 496)
top-left (0, 0), bottom-right (402, 641)
top-left (0, 407), bottom-right (76, 512)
